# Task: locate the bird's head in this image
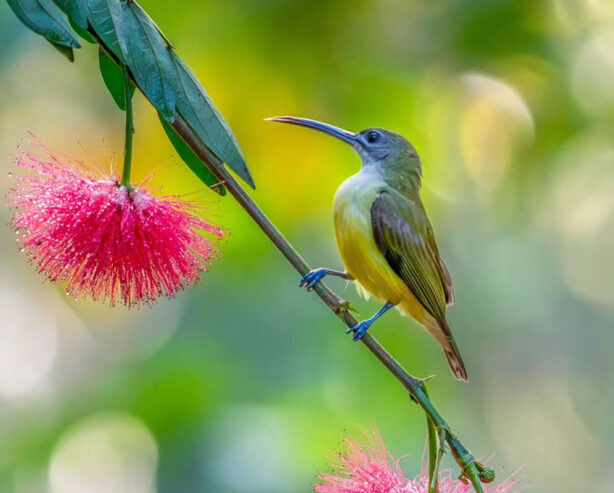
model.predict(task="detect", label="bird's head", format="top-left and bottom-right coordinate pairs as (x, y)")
top-left (268, 117), bottom-right (421, 186)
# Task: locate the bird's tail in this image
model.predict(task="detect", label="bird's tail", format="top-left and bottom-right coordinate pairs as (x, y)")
top-left (422, 314), bottom-right (468, 381)
top-left (443, 339), bottom-right (468, 381)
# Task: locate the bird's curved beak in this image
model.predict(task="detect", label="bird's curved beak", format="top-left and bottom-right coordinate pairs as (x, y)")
top-left (266, 116), bottom-right (357, 145)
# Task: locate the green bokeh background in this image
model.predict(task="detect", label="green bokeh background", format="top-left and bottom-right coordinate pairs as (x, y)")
top-left (2, 1), bottom-right (614, 492)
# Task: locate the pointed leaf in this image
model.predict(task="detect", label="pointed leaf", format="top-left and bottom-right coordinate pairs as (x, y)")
top-left (52, 0), bottom-right (88, 28)
top-left (119, 1), bottom-right (176, 121)
top-left (171, 54), bottom-right (254, 189)
top-left (68, 17), bottom-right (95, 43)
top-left (99, 48), bottom-right (134, 110)
top-left (82, 0), bottom-right (126, 61)
top-left (8, 0), bottom-right (81, 60)
top-left (159, 115), bottom-right (226, 196)
top-left (50, 41), bottom-right (75, 60)
top-left (53, 0), bottom-right (125, 59)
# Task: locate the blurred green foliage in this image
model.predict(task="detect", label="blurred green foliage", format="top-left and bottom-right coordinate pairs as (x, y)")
top-left (1, 1), bottom-right (614, 492)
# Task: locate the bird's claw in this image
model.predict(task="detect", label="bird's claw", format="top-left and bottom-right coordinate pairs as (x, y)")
top-left (299, 268), bottom-right (328, 291)
top-left (346, 320), bottom-right (372, 341)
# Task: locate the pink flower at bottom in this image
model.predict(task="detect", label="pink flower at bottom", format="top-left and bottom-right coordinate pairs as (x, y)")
top-left (8, 140), bottom-right (225, 307)
top-left (316, 431), bottom-right (409, 493)
top-left (315, 429), bottom-right (521, 493)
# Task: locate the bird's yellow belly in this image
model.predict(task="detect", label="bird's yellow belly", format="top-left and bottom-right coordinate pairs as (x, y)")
top-left (333, 174), bottom-right (425, 322)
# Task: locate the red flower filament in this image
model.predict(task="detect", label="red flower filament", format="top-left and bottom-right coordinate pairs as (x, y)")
top-left (8, 143), bottom-right (225, 307)
top-left (315, 429), bottom-right (522, 493)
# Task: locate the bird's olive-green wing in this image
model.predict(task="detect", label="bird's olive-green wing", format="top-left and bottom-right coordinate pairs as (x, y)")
top-left (371, 190), bottom-right (450, 322)
top-left (438, 256), bottom-right (454, 305)
top-left (421, 209), bottom-right (454, 306)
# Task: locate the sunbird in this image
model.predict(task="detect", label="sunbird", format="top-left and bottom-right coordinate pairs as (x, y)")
top-left (269, 116), bottom-right (468, 381)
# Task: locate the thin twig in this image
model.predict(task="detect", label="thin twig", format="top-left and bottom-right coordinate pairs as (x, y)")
top-left (421, 381), bottom-right (441, 493)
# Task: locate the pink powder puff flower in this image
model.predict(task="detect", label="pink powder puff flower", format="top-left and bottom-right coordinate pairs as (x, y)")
top-left (7, 140), bottom-right (225, 307)
top-left (315, 429), bottom-right (522, 493)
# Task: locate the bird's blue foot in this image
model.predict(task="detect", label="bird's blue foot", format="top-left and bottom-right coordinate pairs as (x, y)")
top-left (346, 320), bottom-right (373, 341)
top-left (345, 302), bottom-right (394, 341)
top-left (299, 268), bottom-right (329, 291)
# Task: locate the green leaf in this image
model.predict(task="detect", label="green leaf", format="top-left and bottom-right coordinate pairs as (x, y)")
top-left (120, 1), bottom-right (176, 121)
top-left (99, 48), bottom-right (134, 110)
top-left (82, 0), bottom-right (126, 62)
top-left (52, 0), bottom-right (88, 29)
top-left (68, 17), bottom-right (95, 43)
top-left (159, 115), bottom-right (226, 196)
top-left (53, 0), bottom-right (125, 57)
top-left (8, 0), bottom-right (81, 61)
top-left (171, 53), bottom-right (255, 189)
top-left (50, 41), bottom-right (75, 60)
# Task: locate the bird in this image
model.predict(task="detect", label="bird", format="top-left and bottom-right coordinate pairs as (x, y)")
top-left (268, 116), bottom-right (468, 381)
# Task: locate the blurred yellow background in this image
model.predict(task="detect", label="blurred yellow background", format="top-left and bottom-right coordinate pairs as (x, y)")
top-left (2, 1), bottom-right (614, 492)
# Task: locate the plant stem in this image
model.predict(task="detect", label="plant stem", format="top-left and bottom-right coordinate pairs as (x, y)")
top-left (170, 116), bottom-right (490, 492)
top-left (421, 381), bottom-right (440, 493)
top-left (120, 63), bottom-right (134, 187)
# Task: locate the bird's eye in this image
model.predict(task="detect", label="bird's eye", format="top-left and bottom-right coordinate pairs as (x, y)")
top-left (367, 131), bottom-right (380, 143)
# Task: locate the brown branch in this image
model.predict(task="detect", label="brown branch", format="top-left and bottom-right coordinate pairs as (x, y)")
top-left (171, 116), bottom-right (494, 491)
